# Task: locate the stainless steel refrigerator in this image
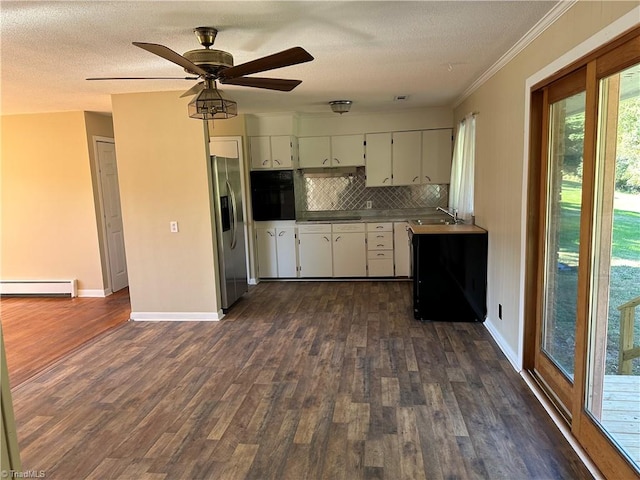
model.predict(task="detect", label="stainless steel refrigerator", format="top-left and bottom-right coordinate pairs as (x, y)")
top-left (211, 155), bottom-right (248, 310)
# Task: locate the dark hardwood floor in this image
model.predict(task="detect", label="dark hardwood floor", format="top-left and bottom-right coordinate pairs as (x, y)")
top-left (1, 288), bottom-right (131, 386)
top-left (10, 281), bottom-right (592, 479)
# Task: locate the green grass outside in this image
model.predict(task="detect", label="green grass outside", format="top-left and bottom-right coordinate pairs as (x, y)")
top-left (549, 179), bottom-right (640, 375)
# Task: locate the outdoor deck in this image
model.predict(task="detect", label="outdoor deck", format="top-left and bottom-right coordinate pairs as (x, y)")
top-left (602, 374), bottom-right (640, 465)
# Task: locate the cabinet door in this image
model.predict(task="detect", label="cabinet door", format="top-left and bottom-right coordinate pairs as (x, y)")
top-left (422, 129), bottom-right (452, 184)
top-left (299, 137), bottom-right (331, 168)
top-left (365, 133), bottom-right (392, 187)
top-left (256, 228), bottom-right (278, 278)
top-left (393, 222), bottom-right (411, 277)
top-left (298, 233), bottom-right (333, 277)
top-left (331, 134), bottom-right (365, 167)
top-left (250, 137), bottom-right (272, 169)
top-left (333, 232), bottom-right (366, 277)
top-left (276, 227), bottom-right (297, 278)
top-left (392, 131), bottom-right (422, 185)
top-left (270, 136), bottom-right (293, 169)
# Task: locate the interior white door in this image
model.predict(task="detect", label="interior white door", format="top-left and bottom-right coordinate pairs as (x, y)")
top-left (97, 141), bottom-right (128, 293)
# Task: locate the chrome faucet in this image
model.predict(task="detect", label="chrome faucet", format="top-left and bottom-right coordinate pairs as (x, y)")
top-left (436, 207), bottom-right (459, 224)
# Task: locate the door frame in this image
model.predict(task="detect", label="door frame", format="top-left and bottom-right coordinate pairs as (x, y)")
top-left (519, 6), bottom-right (640, 371)
top-left (523, 25), bottom-right (640, 479)
top-left (92, 135), bottom-right (128, 295)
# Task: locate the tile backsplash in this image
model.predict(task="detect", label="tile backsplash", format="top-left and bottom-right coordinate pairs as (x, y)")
top-left (294, 168), bottom-right (448, 213)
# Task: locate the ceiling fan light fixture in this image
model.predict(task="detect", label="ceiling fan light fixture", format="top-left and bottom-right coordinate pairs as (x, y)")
top-left (329, 100), bottom-right (352, 114)
top-left (188, 84), bottom-right (237, 120)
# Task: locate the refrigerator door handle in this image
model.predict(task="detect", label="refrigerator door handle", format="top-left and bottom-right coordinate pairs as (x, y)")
top-left (226, 180), bottom-right (238, 250)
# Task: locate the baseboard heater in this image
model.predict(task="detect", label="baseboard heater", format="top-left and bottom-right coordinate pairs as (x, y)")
top-left (0, 279), bottom-right (78, 298)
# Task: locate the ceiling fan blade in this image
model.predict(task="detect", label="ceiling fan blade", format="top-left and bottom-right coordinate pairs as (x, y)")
top-left (219, 47), bottom-right (313, 80)
top-left (132, 42), bottom-right (209, 77)
top-left (220, 77), bottom-right (302, 92)
top-left (180, 82), bottom-right (206, 98)
top-left (87, 76), bottom-right (200, 80)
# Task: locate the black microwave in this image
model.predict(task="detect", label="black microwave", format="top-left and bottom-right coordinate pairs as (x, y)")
top-left (250, 170), bottom-right (296, 221)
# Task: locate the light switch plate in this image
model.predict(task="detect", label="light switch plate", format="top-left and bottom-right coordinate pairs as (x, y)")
top-left (170, 221), bottom-right (179, 233)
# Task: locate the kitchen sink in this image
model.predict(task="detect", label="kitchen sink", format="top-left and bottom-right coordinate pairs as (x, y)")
top-left (411, 217), bottom-right (452, 225)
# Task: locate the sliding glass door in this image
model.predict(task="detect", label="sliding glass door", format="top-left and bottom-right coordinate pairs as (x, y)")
top-left (535, 69), bottom-right (587, 418)
top-left (528, 29), bottom-right (639, 479)
top-left (585, 62), bottom-right (640, 470)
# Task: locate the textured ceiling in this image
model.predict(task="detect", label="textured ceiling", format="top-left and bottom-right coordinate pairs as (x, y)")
top-left (0, 1), bottom-right (559, 116)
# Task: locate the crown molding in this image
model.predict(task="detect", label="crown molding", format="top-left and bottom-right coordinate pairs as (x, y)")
top-left (454, 0), bottom-right (578, 108)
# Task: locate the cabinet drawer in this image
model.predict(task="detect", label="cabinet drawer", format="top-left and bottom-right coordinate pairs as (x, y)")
top-left (368, 232), bottom-right (393, 250)
top-left (297, 224), bottom-right (331, 234)
top-left (333, 222), bottom-right (365, 233)
top-left (366, 222), bottom-right (393, 232)
top-left (368, 250), bottom-right (393, 260)
top-left (368, 258), bottom-right (394, 277)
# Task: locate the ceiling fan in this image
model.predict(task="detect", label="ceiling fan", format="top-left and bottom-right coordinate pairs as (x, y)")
top-left (87, 26), bottom-right (314, 119)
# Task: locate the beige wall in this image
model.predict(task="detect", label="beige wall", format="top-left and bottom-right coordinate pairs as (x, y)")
top-left (112, 91), bottom-right (218, 318)
top-left (1, 111), bottom-right (105, 292)
top-left (454, 1), bottom-right (638, 363)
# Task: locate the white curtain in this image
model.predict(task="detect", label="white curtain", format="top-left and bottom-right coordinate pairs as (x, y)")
top-left (449, 114), bottom-right (476, 222)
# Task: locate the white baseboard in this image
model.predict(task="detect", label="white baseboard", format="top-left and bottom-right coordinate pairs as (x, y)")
top-left (483, 317), bottom-right (521, 371)
top-left (130, 311), bottom-right (222, 321)
top-left (78, 289), bottom-right (109, 298)
top-left (248, 277), bottom-right (258, 285)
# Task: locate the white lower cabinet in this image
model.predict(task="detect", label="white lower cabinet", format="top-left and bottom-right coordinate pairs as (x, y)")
top-left (367, 222), bottom-right (394, 276)
top-left (332, 223), bottom-right (366, 277)
top-left (393, 222), bottom-right (412, 277)
top-left (286, 220), bottom-right (411, 279)
top-left (255, 221), bottom-right (297, 279)
top-left (298, 224), bottom-right (333, 277)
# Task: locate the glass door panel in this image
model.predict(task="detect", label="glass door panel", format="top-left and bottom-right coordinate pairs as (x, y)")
top-left (541, 90), bottom-right (587, 382)
top-left (586, 62), bottom-right (640, 471)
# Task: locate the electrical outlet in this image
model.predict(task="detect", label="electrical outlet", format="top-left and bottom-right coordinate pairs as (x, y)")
top-left (499, 303), bottom-right (503, 320)
top-left (366, 200), bottom-right (373, 209)
top-left (170, 221), bottom-right (179, 233)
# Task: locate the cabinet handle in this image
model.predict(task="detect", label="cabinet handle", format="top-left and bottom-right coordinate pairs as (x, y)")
top-left (377, 244), bottom-right (385, 247)
top-left (383, 177), bottom-right (389, 183)
top-left (322, 158), bottom-right (329, 165)
top-left (376, 234), bottom-right (384, 238)
top-left (278, 231), bottom-right (286, 237)
top-left (377, 253), bottom-right (385, 256)
top-left (323, 236), bottom-right (330, 242)
top-left (334, 158), bottom-right (340, 164)
top-left (335, 236), bottom-right (342, 242)
top-left (425, 175), bottom-right (432, 181)
top-left (262, 159), bottom-right (269, 165)
top-left (274, 159), bottom-right (281, 165)
top-left (267, 231), bottom-right (274, 237)
top-left (376, 226), bottom-right (384, 229)
top-left (413, 176), bottom-right (419, 182)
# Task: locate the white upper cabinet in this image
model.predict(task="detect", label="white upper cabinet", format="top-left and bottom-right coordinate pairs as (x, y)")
top-left (330, 134), bottom-right (365, 167)
top-left (422, 129), bottom-right (453, 184)
top-left (392, 131), bottom-right (422, 186)
top-left (298, 135), bottom-right (364, 168)
top-left (365, 132), bottom-right (393, 187)
top-left (298, 136), bottom-right (331, 168)
top-left (250, 135), bottom-right (294, 170)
